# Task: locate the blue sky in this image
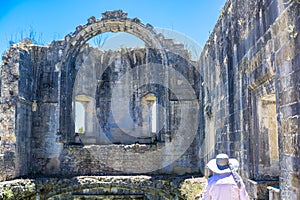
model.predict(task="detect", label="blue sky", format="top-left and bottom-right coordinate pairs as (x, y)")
top-left (0, 0), bottom-right (226, 55)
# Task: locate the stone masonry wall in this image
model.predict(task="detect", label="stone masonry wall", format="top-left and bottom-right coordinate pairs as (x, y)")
top-left (29, 42), bottom-right (64, 176)
top-left (1, 31), bottom-right (202, 179)
top-left (1, 3), bottom-right (299, 199)
top-left (59, 144), bottom-right (197, 176)
top-left (0, 41), bottom-right (65, 180)
top-left (73, 45), bottom-right (199, 145)
top-left (0, 42), bottom-right (34, 180)
top-left (32, 43), bottom-right (201, 176)
top-left (0, 176), bottom-right (185, 199)
top-left (198, 0), bottom-right (300, 199)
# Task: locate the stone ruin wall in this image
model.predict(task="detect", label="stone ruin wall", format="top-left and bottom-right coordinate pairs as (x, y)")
top-left (0, 41), bottom-right (76, 180)
top-left (0, 0), bottom-right (300, 199)
top-left (30, 44), bottom-right (201, 177)
top-left (198, 0), bottom-right (300, 199)
top-left (0, 176), bottom-right (184, 199)
top-left (0, 15), bottom-right (202, 180)
top-left (73, 45), bottom-right (199, 145)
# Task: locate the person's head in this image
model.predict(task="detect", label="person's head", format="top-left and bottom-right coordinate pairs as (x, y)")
top-left (206, 153), bottom-right (239, 174)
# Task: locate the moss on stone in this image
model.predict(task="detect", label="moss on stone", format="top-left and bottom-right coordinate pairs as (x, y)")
top-left (179, 177), bottom-right (206, 200)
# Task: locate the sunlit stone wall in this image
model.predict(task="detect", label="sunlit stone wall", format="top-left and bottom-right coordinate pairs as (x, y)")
top-left (197, 0), bottom-right (300, 199)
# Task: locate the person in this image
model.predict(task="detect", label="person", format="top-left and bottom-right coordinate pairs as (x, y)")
top-left (202, 153), bottom-right (249, 200)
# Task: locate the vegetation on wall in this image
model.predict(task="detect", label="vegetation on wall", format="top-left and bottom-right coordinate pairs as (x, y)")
top-left (179, 177), bottom-right (206, 200)
top-left (8, 26), bottom-right (44, 46)
top-left (288, 24), bottom-right (298, 39)
top-left (2, 188), bottom-right (14, 200)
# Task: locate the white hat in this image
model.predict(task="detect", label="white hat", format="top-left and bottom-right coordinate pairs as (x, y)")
top-left (206, 153), bottom-right (239, 174)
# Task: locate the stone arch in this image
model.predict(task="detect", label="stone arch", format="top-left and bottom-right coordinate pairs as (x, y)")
top-left (0, 176), bottom-right (183, 199)
top-left (43, 178), bottom-right (178, 199)
top-left (58, 10), bottom-right (169, 143)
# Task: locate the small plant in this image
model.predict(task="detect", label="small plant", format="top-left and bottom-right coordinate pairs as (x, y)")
top-left (119, 44), bottom-right (127, 51)
top-left (77, 127), bottom-right (84, 133)
top-left (8, 26), bottom-right (44, 46)
top-left (3, 187), bottom-right (14, 199)
top-left (238, 19), bottom-right (244, 27)
top-left (288, 24), bottom-right (298, 38)
top-left (220, 7), bottom-right (225, 18)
